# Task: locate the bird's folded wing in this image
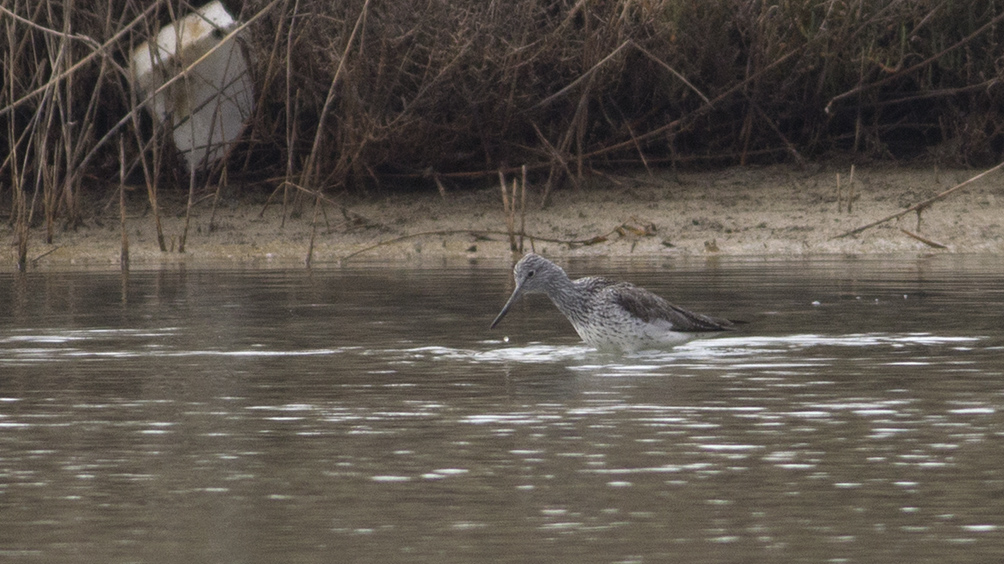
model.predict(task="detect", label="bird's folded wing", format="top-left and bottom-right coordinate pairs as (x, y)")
top-left (610, 283), bottom-right (734, 332)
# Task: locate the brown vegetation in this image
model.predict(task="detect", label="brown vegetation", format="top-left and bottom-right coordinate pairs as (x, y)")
top-left (3, 0), bottom-right (1004, 267)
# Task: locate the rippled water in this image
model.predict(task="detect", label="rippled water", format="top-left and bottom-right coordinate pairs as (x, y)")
top-left (1, 256), bottom-right (1003, 563)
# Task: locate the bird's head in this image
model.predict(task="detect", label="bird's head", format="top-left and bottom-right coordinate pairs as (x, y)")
top-left (490, 253), bottom-right (566, 328)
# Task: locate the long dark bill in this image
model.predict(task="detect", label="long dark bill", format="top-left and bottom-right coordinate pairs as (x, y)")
top-left (489, 285), bottom-right (523, 329)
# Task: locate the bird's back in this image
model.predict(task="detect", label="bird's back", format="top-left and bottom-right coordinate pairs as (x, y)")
top-left (608, 283), bottom-right (734, 332)
top-left (563, 277), bottom-right (734, 351)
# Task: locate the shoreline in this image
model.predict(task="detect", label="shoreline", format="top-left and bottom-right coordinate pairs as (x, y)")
top-left (9, 164), bottom-right (1004, 269)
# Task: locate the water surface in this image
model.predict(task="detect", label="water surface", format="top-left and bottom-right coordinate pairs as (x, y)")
top-left (1, 256), bottom-right (1002, 562)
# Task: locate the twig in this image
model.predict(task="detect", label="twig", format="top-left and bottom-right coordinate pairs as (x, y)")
top-left (900, 228), bottom-right (947, 249)
top-left (29, 246), bottom-right (61, 266)
top-left (832, 160), bottom-right (1004, 239)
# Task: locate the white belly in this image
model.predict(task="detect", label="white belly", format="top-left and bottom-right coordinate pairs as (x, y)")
top-left (572, 318), bottom-right (705, 352)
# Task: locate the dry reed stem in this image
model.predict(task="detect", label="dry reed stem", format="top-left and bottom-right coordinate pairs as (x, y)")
top-left (574, 47), bottom-right (803, 163)
top-left (305, 192), bottom-right (322, 267)
top-left (630, 41), bottom-right (710, 105)
top-left (178, 165), bottom-right (195, 253)
top-left (297, 0), bottom-right (371, 191)
top-left (128, 95), bottom-right (167, 252)
top-left (531, 122), bottom-right (577, 208)
top-left (498, 169), bottom-right (516, 252)
top-left (519, 165), bottom-right (527, 253)
top-left (836, 173), bottom-right (842, 213)
top-left (497, 166), bottom-right (528, 253)
top-left (0, 2), bottom-right (157, 119)
top-left (209, 166), bottom-right (226, 232)
top-left (749, 99), bottom-right (804, 166)
top-left (847, 164), bottom-right (856, 214)
top-left (118, 134), bottom-right (129, 269)
top-left (531, 40), bottom-right (631, 111)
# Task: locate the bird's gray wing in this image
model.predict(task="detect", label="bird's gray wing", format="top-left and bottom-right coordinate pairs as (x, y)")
top-left (609, 283), bottom-right (734, 332)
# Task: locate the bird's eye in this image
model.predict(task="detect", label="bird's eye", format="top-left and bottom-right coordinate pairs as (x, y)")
top-left (526, 270), bottom-right (535, 278)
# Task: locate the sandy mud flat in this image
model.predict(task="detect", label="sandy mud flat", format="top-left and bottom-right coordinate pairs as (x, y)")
top-left (10, 164), bottom-right (1004, 268)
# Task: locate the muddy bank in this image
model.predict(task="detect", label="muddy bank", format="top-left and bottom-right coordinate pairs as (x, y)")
top-left (10, 164), bottom-right (1004, 268)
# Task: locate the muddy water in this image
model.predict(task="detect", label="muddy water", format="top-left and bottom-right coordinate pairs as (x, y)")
top-left (1, 256), bottom-right (1002, 563)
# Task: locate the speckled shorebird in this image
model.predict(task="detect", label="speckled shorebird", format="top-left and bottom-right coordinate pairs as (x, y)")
top-left (490, 253), bottom-right (737, 351)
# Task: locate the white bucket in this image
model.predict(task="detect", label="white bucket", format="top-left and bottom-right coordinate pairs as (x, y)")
top-left (130, 1), bottom-right (254, 170)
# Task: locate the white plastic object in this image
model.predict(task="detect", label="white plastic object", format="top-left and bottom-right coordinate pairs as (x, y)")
top-left (130, 1), bottom-right (253, 170)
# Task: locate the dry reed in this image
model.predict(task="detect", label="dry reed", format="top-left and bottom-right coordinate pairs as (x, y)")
top-left (499, 165), bottom-right (528, 253)
top-left (4, 1), bottom-right (1004, 265)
